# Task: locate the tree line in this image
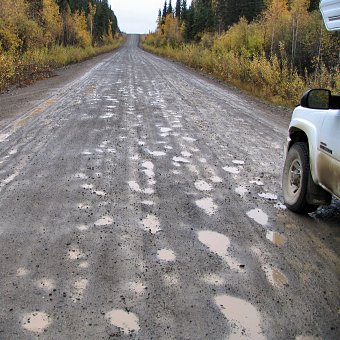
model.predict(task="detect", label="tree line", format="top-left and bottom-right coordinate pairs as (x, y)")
top-left (156, 0), bottom-right (338, 73)
top-left (0, 0), bottom-right (119, 54)
top-left (56, 0), bottom-right (119, 45)
top-left (0, 0), bottom-right (121, 90)
top-left (142, 0), bottom-right (339, 106)
top-left (159, 0), bottom-right (320, 40)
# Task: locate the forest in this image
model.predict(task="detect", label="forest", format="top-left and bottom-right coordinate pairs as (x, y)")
top-left (142, 0), bottom-right (340, 106)
top-left (0, 0), bottom-right (122, 91)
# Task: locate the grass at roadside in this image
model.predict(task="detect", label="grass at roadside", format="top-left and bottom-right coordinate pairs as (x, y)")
top-left (141, 41), bottom-right (339, 108)
top-left (0, 37), bottom-right (125, 92)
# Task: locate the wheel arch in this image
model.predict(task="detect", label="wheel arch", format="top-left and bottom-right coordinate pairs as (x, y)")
top-left (288, 128), bottom-right (309, 149)
top-left (287, 125), bottom-right (319, 185)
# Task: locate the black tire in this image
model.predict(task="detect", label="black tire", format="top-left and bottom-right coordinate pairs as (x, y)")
top-left (282, 142), bottom-right (318, 213)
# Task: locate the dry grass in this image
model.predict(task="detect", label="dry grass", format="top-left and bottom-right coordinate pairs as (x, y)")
top-left (141, 40), bottom-right (339, 108)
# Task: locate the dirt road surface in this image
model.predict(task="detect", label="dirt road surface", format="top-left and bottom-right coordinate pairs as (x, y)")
top-left (0, 35), bottom-right (339, 339)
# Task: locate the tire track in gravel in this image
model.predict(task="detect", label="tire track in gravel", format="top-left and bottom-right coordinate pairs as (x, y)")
top-left (119, 41), bottom-right (288, 339)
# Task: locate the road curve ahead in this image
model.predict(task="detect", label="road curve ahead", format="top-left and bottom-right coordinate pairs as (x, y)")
top-left (0, 35), bottom-right (339, 339)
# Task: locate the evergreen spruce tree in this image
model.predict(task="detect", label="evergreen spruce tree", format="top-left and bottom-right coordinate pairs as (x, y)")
top-left (225, 0), bottom-right (264, 26)
top-left (168, 0), bottom-right (173, 15)
top-left (185, 4), bottom-right (195, 41)
top-left (163, 1), bottom-right (168, 18)
top-left (182, 0), bottom-right (188, 21)
top-left (175, 0), bottom-right (181, 19)
top-left (56, 0), bottom-right (69, 13)
top-left (192, 0), bottom-right (214, 37)
top-left (157, 9), bottom-right (163, 28)
top-left (212, 0), bottom-right (228, 33)
top-left (308, 0), bottom-right (319, 11)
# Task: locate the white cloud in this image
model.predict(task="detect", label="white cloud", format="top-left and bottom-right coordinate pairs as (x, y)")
top-left (109, 0), bottom-right (191, 34)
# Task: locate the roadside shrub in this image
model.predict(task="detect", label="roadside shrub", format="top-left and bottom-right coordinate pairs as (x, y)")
top-left (141, 34), bottom-right (338, 108)
top-left (0, 37), bottom-right (124, 92)
top-left (0, 52), bottom-right (16, 90)
top-left (141, 1), bottom-right (339, 108)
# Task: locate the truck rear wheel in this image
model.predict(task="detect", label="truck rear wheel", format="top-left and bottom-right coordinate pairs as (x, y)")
top-left (282, 142), bottom-right (317, 213)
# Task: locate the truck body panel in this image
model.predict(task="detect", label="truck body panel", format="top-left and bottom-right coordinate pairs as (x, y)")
top-left (288, 106), bottom-right (340, 199)
top-left (320, 0), bottom-right (340, 31)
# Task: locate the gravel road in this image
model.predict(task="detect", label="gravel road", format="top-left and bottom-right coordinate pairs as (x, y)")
top-left (0, 34), bottom-right (339, 339)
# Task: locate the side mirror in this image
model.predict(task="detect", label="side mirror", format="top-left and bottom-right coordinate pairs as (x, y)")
top-left (301, 89), bottom-right (331, 109)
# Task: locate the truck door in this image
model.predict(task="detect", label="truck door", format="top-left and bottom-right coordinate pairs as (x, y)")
top-left (317, 109), bottom-right (340, 197)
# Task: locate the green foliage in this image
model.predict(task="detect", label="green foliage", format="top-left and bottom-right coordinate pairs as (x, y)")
top-left (183, 0), bottom-right (265, 39)
top-left (163, 1), bottom-right (168, 18)
top-left (308, 0), bottom-right (319, 11)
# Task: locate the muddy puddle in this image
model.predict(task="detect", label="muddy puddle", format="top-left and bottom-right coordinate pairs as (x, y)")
top-left (198, 230), bottom-right (241, 270)
top-left (223, 166), bottom-right (240, 174)
top-left (266, 231), bottom-right (287, 246)
top-left (194, 180), bottom-right (212, 191)
top-left (105, 309), bottom-right (140, 334)
top-left (94, 216), bottom-right (113, 226)
top-left (157, 249), bottom-right (176, 261)
top-left (195, 197), bottom-right (218, 215)
top-left (22, 312), bottom-right (51, 334)
top-left (214, 295), bottom-right (264, 339)
top-left (247, 209), bottom-right (268, 226)
top-left (142, 214), bottom-right (161, 234)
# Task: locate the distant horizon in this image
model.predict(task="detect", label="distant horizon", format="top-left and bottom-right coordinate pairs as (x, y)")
top-left (109, 0), bottom-right (192, 34)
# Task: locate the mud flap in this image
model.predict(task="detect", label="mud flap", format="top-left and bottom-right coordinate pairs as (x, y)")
top-left (306, 172), bottom-right (332, 206)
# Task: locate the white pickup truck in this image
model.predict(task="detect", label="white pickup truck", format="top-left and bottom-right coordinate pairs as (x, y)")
top-left (282, 90), bottom-right (340, 213)
top-left (282, 0), bottom-right (340, 213)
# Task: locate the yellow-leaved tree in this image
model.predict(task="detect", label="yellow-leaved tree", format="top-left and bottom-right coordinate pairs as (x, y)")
top-left (0, 0), bottom-right (43, 53)
top-left (290, 0), bottom-right (309, 69)
top-left (62, 5), bottom-right (91, 48)
top-left (88, 3), bottom-right (97, 43)
top-left (264, 0), bottom-right (290, 58)
top-left (162, 14), bottom-right (184, 47)
top-left (41, 0), bottom-right (63, 47)
top-left (71, 11), bottom-right (91, 48)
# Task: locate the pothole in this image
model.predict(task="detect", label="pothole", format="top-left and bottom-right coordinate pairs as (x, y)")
top-left (105, 310), bottom-right (140, 334)
top-left (22, 312), bottom-right (51, 334)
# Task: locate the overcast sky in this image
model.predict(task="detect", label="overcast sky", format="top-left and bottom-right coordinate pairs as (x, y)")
top-left (108, 0), bottom-right (192, 34)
